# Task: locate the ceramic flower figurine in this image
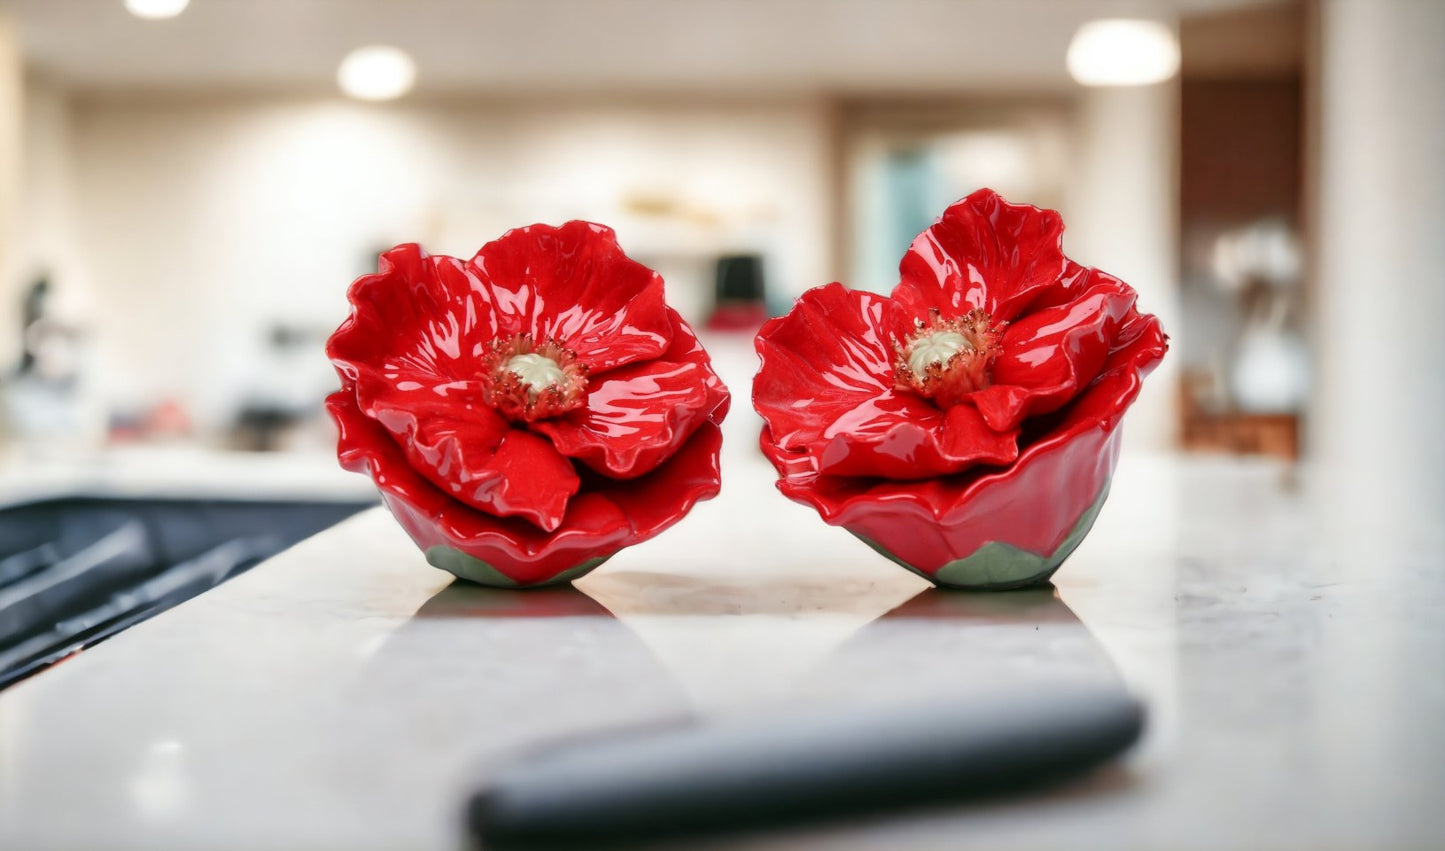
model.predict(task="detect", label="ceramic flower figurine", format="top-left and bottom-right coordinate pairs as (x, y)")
top-left (327, 221), bottom-right (730, 588)
top-left (753, 189), bottom-right (1166, 590)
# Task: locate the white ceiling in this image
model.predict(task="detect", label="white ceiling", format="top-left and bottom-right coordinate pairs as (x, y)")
top-left (3, 0), bottom-right (1281, 95)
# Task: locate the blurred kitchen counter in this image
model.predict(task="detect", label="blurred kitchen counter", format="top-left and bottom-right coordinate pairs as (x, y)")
top-left (0, 445), bottom-right (377, 506)
top-left (0, 448), bottom-right (1442, 850)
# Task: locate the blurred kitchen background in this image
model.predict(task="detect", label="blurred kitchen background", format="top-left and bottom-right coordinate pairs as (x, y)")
top-left (0, 0), bottom-right (1440, 511)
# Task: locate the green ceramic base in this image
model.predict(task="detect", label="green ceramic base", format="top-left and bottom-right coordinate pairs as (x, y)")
top-left (852, 482), bottom-right (1111, 591)
top-left (424, 547), bottom-right (611, 589)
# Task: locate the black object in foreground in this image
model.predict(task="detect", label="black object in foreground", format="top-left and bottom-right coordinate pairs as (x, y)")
top-left (468, 684), bottom-right (1144, 849)
top-left (0, 496), bottom-right (373, 688)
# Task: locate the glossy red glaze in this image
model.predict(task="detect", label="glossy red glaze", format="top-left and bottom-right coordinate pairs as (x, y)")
top-left (327, 221), bottom-right (729, 585)
top-left (753, 189), bottom-right (1166, 579)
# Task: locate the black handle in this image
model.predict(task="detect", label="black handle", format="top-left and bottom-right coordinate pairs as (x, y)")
top-left (468, 684), bottom-right (1145, 848)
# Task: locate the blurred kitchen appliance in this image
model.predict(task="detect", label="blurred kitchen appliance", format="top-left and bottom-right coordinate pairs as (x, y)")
top-left (705, 254), bottom-right (769, 330)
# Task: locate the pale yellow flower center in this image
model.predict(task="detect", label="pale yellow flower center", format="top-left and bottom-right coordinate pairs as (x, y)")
top-left (906, 330), bottom-right (973, 380)
top-left (505, 353), bottom-right (566, 398)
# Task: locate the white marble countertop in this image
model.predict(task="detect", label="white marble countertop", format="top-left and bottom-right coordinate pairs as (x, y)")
top-left (0, 444), bottom-right (378, 506)
top-left (1, 438), bottom-right (1442, 849)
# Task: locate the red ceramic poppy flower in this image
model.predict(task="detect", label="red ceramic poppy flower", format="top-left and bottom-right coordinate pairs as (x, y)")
top-left (754, 189), bottom-right (1166, 589)
top-left (328, 221), bottom-right (730, 588)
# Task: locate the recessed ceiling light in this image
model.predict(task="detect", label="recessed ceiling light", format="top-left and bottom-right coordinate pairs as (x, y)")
top-left (1067, 19), bottom-right (1180, 87)
top-left (124, 0), bottom-right (190, 20)
top-left (337, 46), bottom-right (417, 101)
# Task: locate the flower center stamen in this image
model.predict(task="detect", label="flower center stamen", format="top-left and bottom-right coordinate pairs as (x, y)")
top-left (504, 353), bottom-right (567, 399)
top-left (894, 307), bottom-right (1004, 408)
top-left (481, 334), bottom-right (588, 422)
top-left (906, 330), bottom-right (972, 380)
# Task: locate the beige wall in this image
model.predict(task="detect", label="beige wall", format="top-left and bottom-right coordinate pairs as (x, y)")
top-left (1066, 82), bottom-right (1182, 453)
top-left (9, 78), bottom-right (81, 320)
top-left (17, 82), bottom-right (1182, 448)
top-left (55, 95), bottom-right (834, 427)
top-left (1312, 0), bottom-right (1445, 527)
top-left (0, 16), bottom-right (24, 364)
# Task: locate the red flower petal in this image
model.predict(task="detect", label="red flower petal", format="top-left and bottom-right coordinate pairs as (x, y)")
top-left (970, 268), bottom-right (1141, 431)
top-left (584, 422), bottom-right (724, 537)
top-left (966, 384), bottom-right (1034, 434)
top-left (351, 371), bottom-right (580, 531)
top-left (330, 224), bottom-right (675, 388)
top-left (328, 388), bottom-right (721, 585)
top-left (753, 189), bottom-right (1168, 575)
top-left (766, 421), bottom-right (1123, 574)
top-left (1053, 302), bottom-right (1168, 428)
top-left (659, 309), bottom-right (732, 423)
top-left (469, 221), bottom-right (672, 375)
top-left (459, 429), bottom-right (581, 533)
top-left (889, 189), bottom-right (1068, 342)
top-left (328, 244), bottom-right (499, 384)
top-left (761, 293), bottom-right (1168, 556)
top-left (755, 283), bottom-right (1018, 479)
top-left (327, 231), bottom-right (719, 530)
top-left (532, 310), bottom-right (730, 479)
top-left (813, 397), bottom-right (1018, 479)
